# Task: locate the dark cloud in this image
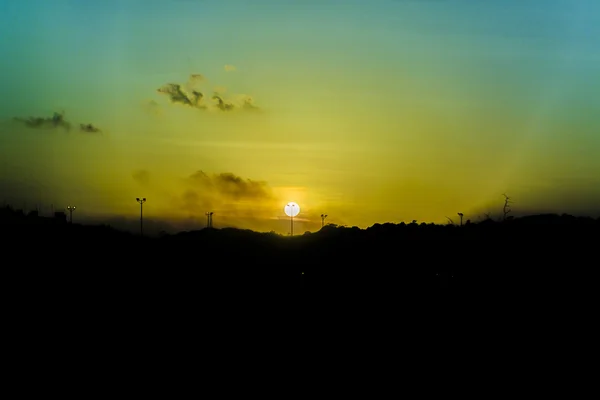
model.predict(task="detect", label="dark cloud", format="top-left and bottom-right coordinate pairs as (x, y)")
top-left (188, 171), bottom-right (272, 200)
top-left (156, 73), bottom-right (259, 112)
top-left (157, 83), bottom-right (204, 108)
top-left (180, 170), bottom-right (274, 215)
top-left (79, 123), bottom-right (101, 133)
top-left (13, 112), bottom-right (71, 131)
top-left (13, 111), bottom-right (103, 134)
top-left (212, 94), bottom-right (235, 111)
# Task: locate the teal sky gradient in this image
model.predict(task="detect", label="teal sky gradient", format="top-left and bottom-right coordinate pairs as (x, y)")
top-left (1, 0), bottom-right (599, 233)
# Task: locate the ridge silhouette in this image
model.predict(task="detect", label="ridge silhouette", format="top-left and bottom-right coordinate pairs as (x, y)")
top-left (3, 203), bottom-right (596, 353)
top-left (2, 204), bottom-right (597, 294)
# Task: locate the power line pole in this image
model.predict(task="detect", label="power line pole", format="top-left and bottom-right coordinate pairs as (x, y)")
top-left (67, 205), bottom-right (76, 223)
top-left (136, 197), bottom-right (146, 236)
top-left (290, 204), bottom-right (296, 236)
top-left (321, 214), bottom-right (328, 228)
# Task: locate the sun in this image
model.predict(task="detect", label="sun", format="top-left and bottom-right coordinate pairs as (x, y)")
top-left (284, 202), bottom-right (300, 217)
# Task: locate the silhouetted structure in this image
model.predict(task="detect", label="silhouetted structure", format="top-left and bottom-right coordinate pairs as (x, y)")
top-left (67, 205), bottom-right (76, 224)
top-left (136, 197), bottom-right (146, 236)
top-left (321, 214), bottom-right (328, 228)
top-left (1, 204), bottom-right (599, 307)
top-left (206, 211), bottom-right (213, 228)
top-left (285, 202), bottom-right (299, 236)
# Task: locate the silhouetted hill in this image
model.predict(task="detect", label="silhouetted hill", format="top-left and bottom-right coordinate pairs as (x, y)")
top-left (3, 205), bottom-right (597, 371)
top-left (3, 205), bottom-right (597, 284)
top-left (2, 204), bottom-right (597, 332)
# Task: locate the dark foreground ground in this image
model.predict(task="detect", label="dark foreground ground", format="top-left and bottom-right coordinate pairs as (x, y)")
top-left (3, 209), bottom-right (597, 389)
top-left (3, 211), bottom-right (598, 306)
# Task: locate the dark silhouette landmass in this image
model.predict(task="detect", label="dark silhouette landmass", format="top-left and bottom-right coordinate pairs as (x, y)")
top-left (3, 202), bottom-right (598, 361)
top-left (3, 204), bottom-right (598, 297)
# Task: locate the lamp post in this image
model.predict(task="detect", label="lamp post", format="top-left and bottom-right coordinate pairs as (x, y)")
top-left (67, 205), bottom-right (76, 223)
top-left (291, 204), bottom-right (296, 236)
top-left (136, 197), bottom-right (146, 236)
top-left (321, 214), bottom-right (328, 228)
top-left (284, 202), bottom-right (299, 236)
top-left (458, 212), bottom-right (464, 227)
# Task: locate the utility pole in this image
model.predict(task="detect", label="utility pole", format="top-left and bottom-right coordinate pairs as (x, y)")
top-left (67, 205), bottom-right (76, 223)
top-left (136, 197), bottom-right (146, 236)
top-left (284, 202), bottom-right (299, 237)
top-left (206, 211), bottom-right (213, 228)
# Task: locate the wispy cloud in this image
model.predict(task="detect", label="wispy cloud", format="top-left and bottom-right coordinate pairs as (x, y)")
top-left (13, 112), bottom-right (71, 131)
top-left (157, 83), bottom-right (205, 108)
top-left (13, 111), bottom-right (103, 134)
top-left (79, 123), bottom-right (101, 133)
top-left (156, 72), bottom-right (259, 112)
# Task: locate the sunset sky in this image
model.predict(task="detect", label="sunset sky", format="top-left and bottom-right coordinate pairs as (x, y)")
top-left (1, 0), bottom-right (599, 234)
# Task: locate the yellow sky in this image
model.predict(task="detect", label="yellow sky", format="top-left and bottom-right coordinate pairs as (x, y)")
top-left (1, 1), bottom-right (599, 234)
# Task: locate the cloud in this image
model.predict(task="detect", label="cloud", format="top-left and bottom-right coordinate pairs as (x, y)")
top-left (211, 93), bottom-right (235, 111)
top-left (13, 111), bottom-right (103, 134)
top-left (188, 171), bottom-right (273, 201)
top-left (13, 111), bottom-right (71, 131)
top-left (132, 170), bottom-right (151, 186)
top-left (156, 73), bottom-right (259, 112)
top-left (142, 99), bottom-right (163, 116)
top-left (224, 64), bottom-right (236, 72)
top-left (236, 94), bottom-right (259, 111)
top-left (157, 83), bottom-right (205, 108)
top-left (129, 169), bottom-right (281, 230)
top-left (79, 123), bottom-right (101, 133)
top-left (179, 170), bottom-right (276, 216)
top-left (188, 73), bottom-right (205, 83)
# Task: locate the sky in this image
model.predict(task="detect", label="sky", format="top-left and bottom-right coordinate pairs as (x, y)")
top-left (1, 0), bottom-right (599, 234)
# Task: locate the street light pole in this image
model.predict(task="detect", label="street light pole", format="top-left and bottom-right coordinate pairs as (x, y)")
top-left (290, 204), bottom-right (296, 236)
top-left (67, 205), bottom-right (76, 223)
top-left (136, 197), bottom-right (146, 236)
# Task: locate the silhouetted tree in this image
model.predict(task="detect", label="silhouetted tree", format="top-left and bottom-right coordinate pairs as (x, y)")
top-left (502, 194), bottom-right (513, 221)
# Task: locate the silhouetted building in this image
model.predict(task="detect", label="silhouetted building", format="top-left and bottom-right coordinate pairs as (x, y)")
top-left (54, 212), bottom-right (67, 223)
